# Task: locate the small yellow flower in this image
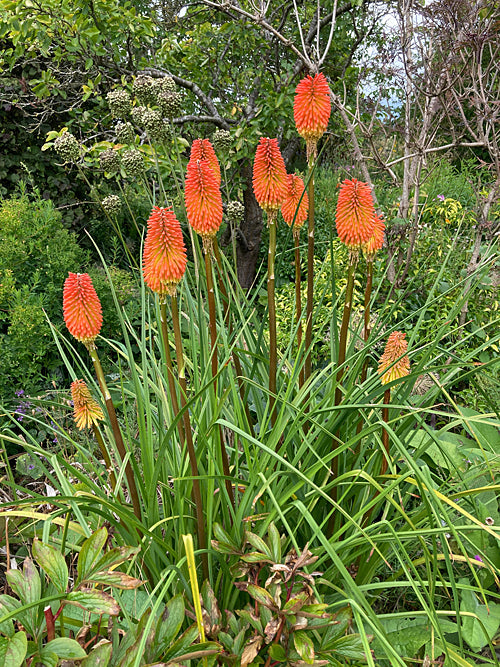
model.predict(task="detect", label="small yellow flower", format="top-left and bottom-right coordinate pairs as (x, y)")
top-left (378, 332), bottom-right (410, 385)
top-left (71, 379), bottom-right (104, 430)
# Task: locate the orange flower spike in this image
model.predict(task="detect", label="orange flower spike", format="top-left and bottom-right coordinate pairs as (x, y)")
top-left (378, 331), bottom-right (410, 385)
top-left (294, 73), bottom-right (331, 142)
top-left (71, 379), bottom-right (104, 430)
top-left (281, 173), bottom-right (309, 231)
top-left (189, 139), bottom-right (221, 187)
top-left (185, 159), bottom-right (223, 241)
top-left (363, 214), bottom-right (385, 260)
top-left (252, 138), bottom-right (288, 214)
top-left (63, 273), bottom-right (103, 346)
top-left (336, 178), bottom-right (376, 250)
top-left (143, 206), bottom-right (187, 299)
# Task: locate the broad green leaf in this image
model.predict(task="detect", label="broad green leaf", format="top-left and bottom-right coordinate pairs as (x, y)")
top-left (66, 590), bottom-right (120, 616)
top-left (268, 643), bottom-right (286, 662)
top-left (327, 634), bottom-right (367, 661)
top-left (321, 607), bottom-right (351, 648)
top-left (460, 588), bottom-right (500, 652)
top-left (0, 631), bottom-right (27, 667)
top-left (246, 584), bottom-right (276, 609)
top-left (162, 624), bottom-right (199, 661)
top-left (245, 531), bottom-right (272, 558)
top-left (6, 558), bottom-right (41, 606)
top-left (0, 595), bottom-right (20, 637)
top-left (293, 630), bottom-right (315, 664)
top-left (45, 637), bottom-right (87, 659)
top-left (240, 552), bottom-right (274, 564)
top-left (89, 546), bottom-right (140, 578)
top-left (81, 641), bottom-right (112, 667)
top-left (77, 527), bottom-right (108, 584)
top-left (34, 650), bottom-right (58, 667)
top-left (82, 571), bottom-right (143, 590)
top-left (267, 523), bottom-right (281, 563)
top-left (212, 523), bottom-right (239, 550)
top-left (32, 539), bottom-right (68, 593)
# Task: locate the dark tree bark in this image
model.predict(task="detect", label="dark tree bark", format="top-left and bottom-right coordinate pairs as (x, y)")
top-left (237, 163), bottom-right (263, 290)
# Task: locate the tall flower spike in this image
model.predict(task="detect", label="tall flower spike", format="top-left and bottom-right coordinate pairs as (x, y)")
top-left (281, 173), bottom-right (309, 233)
top-left (63, 273), bottom-right (103, 346)
top-left (362, 213), bottom-right (385, 260)
top-left (294, 73), bottom-right (331, 143)
top-left (378, 332), bottom-right (410, 385)
top-left (185, 159), bottom-right (223, 247)
top-left (143, 206), bottom-right (187, 299)
top-left (189, 139), bottom-right (221, 187)
top-left (252, 138), bottom-right (288, 215)
top-left (336, 179), bottom-right (376, 250)
top-left (71, 379), bottom-right (104, 430)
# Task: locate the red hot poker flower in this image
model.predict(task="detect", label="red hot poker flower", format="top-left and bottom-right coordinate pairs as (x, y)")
top-left (63, 273), bottom-right (102, 346)
top-left (294, 73), bottom-right (331, 142)
top-left (71, 379), bottom-right (104, 430)
top-left (363, 213), bottom-right (385, 260)
top-left (378, 331), bottom-right (410, 385)
top-left (281, 173), bottom-right (309, 232)
top-left (185, 159), bottom-right (223, 240)
top-left (252, 138), bottom-right (288, 214)
top-left (336, 179), bottom-right (375, 249)
top-left (189, 139), bottom-right (221, 187)
top-left (143, 206), bottom-right (187, 298)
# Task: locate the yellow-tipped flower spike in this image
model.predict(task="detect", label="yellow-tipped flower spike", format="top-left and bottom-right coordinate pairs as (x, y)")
top-left (362, 213), bottom-right (385, 260)
top-left (252, 137), bottom-right (288, 214)
top-left (71, 379), bottom-right (104, 430)
top-left (378, 332), bottom-right (410, 385)
top-left (143, 206), bottom-right (187, 299)
top-left (281, 173), bottom-right (309, 233)
top-left (293, 73), bottom-right (331, 142)
top-left (335, 178), bottom-right (376, 250)
top-left (63, 273), bottom-right (103, 347)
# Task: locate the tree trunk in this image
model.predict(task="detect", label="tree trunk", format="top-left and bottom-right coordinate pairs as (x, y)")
top-left (237, 162), bottom-right (263, 289)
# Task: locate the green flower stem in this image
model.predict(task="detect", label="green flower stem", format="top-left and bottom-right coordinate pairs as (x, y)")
top-left (92, 423), bottom-right (117, 492)
top-left (160, 300), bottom-right (185, 446)
top-left (356, 259), bottom-right (374, 442)
top-left (267, 210), bottom-right (278, 425)
top-left (363, 260), bottom-right (374, 348)
top-left (205, 246), bottom-right (234, 508)
top-left (170, 294), bottom-right (209, 580)
top-left (328, 253), bottom-right (358, 528)
top-left (381, 387), bottom-right (391, 476)
top-left (304, 147), bottom-right (316, 384)
top-left (334, 253), bottom-right (358, 407)
top-left (213, 240), bottom-right (255, 439)
top-left (294, 230), bottom-right (304, 388)
top-left (89, 347), bottom-right (142, 522)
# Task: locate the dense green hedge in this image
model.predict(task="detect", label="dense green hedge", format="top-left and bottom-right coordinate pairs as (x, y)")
top-left (0, 191), bottom-right (141, 401)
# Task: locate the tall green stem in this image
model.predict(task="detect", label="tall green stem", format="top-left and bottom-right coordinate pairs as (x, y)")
top-left (267, 211), bottom-right (278, 424)
top-left (92, 423), bottom-right (117, 492)
top-left (328, 253), bottom-right (358, 530)
top-left (294, 230), bottom-right (304, 388)
top-left (205, 247), bottom-right (234, 508)
top-left (160, 301), bottom-right (185, 445)
top-left (170, 295), bottom-right (208, 580)
top-left (89, 347), bottom-right (142, 521)
top-left (363, 260), bottom-right (373, 349)
top-left (304, 146), bottom-right (316, 383)
top-left (334, 253), bottom-right (358, 407)
top-left (356, 259), bottom-right (374, 441)
top-left (213, 241), bottom-right (255, 439)
top-left (381, 388), bottom-right (391, 476)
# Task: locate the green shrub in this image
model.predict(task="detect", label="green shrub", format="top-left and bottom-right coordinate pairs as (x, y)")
top-left (0, 193), bottom-right (85, 397)
top-left (0, 192), bottom-right (141, 400)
